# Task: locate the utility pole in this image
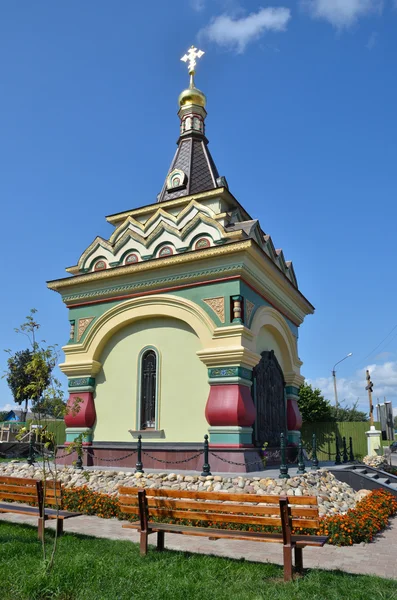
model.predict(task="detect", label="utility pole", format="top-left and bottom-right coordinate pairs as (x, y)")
top-left (365, 369), bottom-right (374, 426)
top-left (332, 353), bottom-right (353, 409)
top-left (332, 369), bottom-right (339, 409)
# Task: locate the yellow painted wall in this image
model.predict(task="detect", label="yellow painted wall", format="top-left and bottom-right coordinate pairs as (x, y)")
top-left (255, 326), bottom-right (286, 372)
top-left (93, 316), bottom-right (209, 442)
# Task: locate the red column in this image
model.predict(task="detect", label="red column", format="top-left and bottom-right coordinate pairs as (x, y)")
top-left (205, 384), bottom-right (256, 427)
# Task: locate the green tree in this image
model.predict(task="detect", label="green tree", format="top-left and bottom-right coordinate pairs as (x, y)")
top-left (4, 309), bottom-right (63, 420)
top-left (394, 415), bottom-right (397, 430)
top-left (330, 401), bottom-right (368, 422)
top-left (4, 309), bottom-right (68, 572)
top-left (5, 348), bottom-right (49, 420)
top-left (298, 383), bottom-right (333, 423)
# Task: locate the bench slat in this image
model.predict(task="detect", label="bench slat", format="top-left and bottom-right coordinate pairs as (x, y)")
top-left (0, 484), bottom-right (37, 495)
top-left (141, 497), bottom-right (320, 518)
top-left (149, 522), bottom-right (287, 543)
top-left (0, 476), bottom-right (38, 486)
top-left (145, 508), bottom-right (282, 527)
top-left (0, 492), bottom-right (39, 503)
top-left (118, 506), bottom-right (141, 516)
top-left (294, 535), bottom-right (328, 547)
top-left (119, 487), bottom-right (318, 506)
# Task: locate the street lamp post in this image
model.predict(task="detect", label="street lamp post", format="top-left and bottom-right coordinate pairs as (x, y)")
top-left (332, 353), bottom-right (353, 409)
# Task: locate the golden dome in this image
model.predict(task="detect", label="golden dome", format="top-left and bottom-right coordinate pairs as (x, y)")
top-left (178, 84), bottom-right (206, 108)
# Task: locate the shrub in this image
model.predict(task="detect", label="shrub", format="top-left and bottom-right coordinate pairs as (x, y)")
top-left (62, 486), bottom-right (121, 520)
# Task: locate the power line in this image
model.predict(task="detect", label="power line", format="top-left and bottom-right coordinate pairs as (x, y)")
top-left (354, 322), bottom-right (397, 368)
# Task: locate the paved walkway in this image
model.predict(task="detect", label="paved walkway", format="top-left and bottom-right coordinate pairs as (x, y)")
top-left (0, 511), bottom-right (396, 580)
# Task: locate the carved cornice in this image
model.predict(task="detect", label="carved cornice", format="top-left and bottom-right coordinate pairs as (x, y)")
top-left (284, 372), bottom-right (305, 388)
top-left (197, 347), bottom-right (261, 369)
top-left (59, 359), bottom-right (102, 377)
top-left (47, 241), bottom-right (251, 292)
top-left (105, 187), bottom-right (230, 225)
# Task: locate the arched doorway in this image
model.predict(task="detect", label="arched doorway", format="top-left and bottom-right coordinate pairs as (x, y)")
top-left (252, 350), bottom-right (286, 447)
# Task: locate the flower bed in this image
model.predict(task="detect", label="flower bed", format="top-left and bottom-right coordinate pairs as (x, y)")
top-left (61, 486), bottom-right (397, 546)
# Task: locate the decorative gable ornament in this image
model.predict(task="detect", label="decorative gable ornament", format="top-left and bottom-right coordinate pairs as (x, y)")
top-left (167, 169), bottom-right (187, 192)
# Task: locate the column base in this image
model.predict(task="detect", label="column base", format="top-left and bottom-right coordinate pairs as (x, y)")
top-left (365, 426), bottom-right (381, 456)
top-left (208, 426), bottom-right (253, 447)
top-left (65, 427), bottom-right (93, 445)
top-left (287, 430), bottom-right (300, 445)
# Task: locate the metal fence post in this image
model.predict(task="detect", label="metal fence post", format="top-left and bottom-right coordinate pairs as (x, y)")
top-left (335, 437), bottom-right (341, 465)
top-left (349, 436), bottom-right (355, 462)
top-left (311, 433), bottom-right (319, 470)
top-left (279, 433), bottom-right (290, 479)
top-left (135, 434), bottom-right (144, 474)
top-left (297, 434), bottom-right (306, 474)
top-left (27, 431), bottom-right (35, 466)
top-left (201, 434), bottom-right (212, 476)
top-left (342, 436), bottom-right (348, 463)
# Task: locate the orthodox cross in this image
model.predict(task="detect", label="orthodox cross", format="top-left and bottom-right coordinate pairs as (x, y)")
top-left (365, 369), bottom-right (374, 426)
top-left (181, 45), bottom-right (205, 74)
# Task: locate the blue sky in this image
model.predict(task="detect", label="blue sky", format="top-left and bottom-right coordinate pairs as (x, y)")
top-left (1, 0), bottom-right (397, 415)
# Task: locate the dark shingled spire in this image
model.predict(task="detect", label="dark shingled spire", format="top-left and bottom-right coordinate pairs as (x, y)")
top-left (158, 53), bottom-right (220, 202)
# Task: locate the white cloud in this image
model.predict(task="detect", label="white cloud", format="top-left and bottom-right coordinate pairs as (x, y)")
top-left (199, 7), bottom-right (291, 54)
top-left (0, 403), bottom-right (16, 412)
top-left (307, 360), bottom-right (397, 414)
top-left (301, 0), bottom-right (383, 28)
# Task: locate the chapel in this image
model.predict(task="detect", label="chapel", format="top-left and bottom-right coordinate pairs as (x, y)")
top-left (48, 47), bottom-right (314, 471)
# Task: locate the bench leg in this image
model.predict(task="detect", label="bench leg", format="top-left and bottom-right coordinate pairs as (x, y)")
top-left (283, 545), bottom-right (293, 582)
top-left (56, 519), bottom-right (64, 537)
top-left (294, 547), bottom-right (303, 574)
top-left (157, 531), bottom-right (165, 552)
top-left (38, 517), bottom-right (45, 542)
top-left (140, 531), bottom-right (148, 555)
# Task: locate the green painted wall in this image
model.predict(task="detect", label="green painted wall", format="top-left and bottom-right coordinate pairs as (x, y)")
top-left (93, 316), bottom-right (209, 443)
top-left (67, 279), bottom-right (241, 344)
top-left (301, 421), bottom-right (379, 461)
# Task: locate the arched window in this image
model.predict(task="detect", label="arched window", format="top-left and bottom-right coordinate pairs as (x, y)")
top-left (140, 349), bottom-right (157, 429)
top-left (158, 246), bottom-right (173, 258)
top-left (94, 260), bottom-right (107, 271)
top-left (125, 253), bottom-right (138, 265)
top-left (194, 238), bottom-right (210, 250)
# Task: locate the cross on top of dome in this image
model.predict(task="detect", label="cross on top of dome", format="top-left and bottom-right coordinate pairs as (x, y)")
top-left (180, 46), bottom-right (205, 75)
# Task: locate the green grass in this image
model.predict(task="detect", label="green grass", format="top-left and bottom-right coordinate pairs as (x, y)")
top-left (0, 522), bottom-right (396, 600)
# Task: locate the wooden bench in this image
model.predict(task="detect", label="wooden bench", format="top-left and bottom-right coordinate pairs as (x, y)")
top-left (119, 487), bottom-right (328, 581)
top-left (0, 476), bottom-right (81, 540)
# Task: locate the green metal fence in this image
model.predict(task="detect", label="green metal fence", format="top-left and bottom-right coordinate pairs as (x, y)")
top-left (301, 421), bottom-right (379, 461)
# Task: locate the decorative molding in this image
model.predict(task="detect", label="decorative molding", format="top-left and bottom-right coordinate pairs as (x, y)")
top-left (231, 295), bottom-right (243, 324)
top-left (69, 321), bottom-right (75, 341)
top-left (245, 299), bottom-right (255, 326)
top-left (203, 297), bottom-right (225, 323)
top-left (62, 266), bottom-right (243, 305)
top-left (197, 347), bottom-right (261, 369)
top-left (105, 187), bottom-right (228, 225)
top-left (68, 377), bottom-right (96, 389)
top-left (47, 240), bottom-right (252, 291)
top-left (59, 359), bottom-right (102, 377)
top-left (77, 317), bottom-right (94, 342)
top-left (208, 367), bottom-right (252, 381)
top-left (285, 385), bottom-right (300, 397)
top-left (284, 372), bottom-right (305, 388)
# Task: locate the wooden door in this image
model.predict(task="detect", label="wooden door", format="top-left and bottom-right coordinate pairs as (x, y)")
top-left (252, 350), bottom-right (286, 447)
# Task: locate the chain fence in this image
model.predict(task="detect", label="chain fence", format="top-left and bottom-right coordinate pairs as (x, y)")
top-left (142, 450), bottom-right (203, 465)
top-left (25, 433), bottom-right (356, 472)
